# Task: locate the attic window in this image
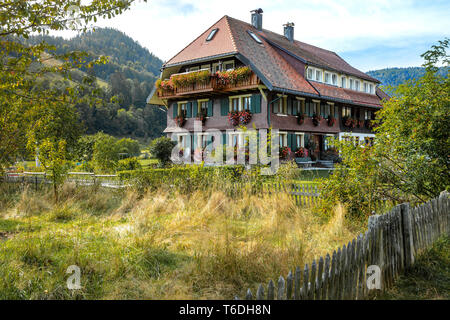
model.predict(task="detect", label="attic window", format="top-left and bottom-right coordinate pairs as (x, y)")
top-left (206, 28), bottom-right (218, 41)
top-left (248, 31), bottom-right (263, 44)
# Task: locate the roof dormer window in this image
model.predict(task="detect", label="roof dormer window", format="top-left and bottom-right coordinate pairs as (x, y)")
top-left (248, 31), bottom-right (263, 44)
top-left (341, 76), bottom-right (346, 88)
top-left (206, 28), bottom-right (218, 41)
top-left (315, 70), bottom-right (322, 82)
top-left (355, 80), bottom-right (360, 91)
top-left (307, 68), bottom-right (313, 80)
top-left (332, 74), bottom-right (337, 86)
top-left (324, 72), bottom-right (330, 84)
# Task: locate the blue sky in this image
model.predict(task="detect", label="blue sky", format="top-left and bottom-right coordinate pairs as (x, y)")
top-left (61, 0), bottom-right (450, 71)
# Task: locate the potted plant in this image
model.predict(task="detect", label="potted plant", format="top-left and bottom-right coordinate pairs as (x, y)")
top-left (175, 114), bottom-right (186, 127)
top-left (216, 66), bottom-right (252, 88)
top-left (228, 111), bottom-right (240, 126)
top-left (295, 147), bottom-right (308, 158)
top-left (343, 117), bottom-right (356, 128)
top-left (196, 111), bottom-right (206, 125)
top-left (239, 110), bottom-right (252, 125)
top-left (279, 146), bottom-right (291, 159)
top-left (327, 115), bottom-right (336, 127)
top-left (312, 113), bottom-right (322, 126)
top-left (358, 120), bottom-right (365, 128)
top-left (297, 113), bottom-right (305, 125)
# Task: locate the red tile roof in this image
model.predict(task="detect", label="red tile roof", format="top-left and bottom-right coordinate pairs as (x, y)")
top-left (162, 15), bottom-right (387, 108)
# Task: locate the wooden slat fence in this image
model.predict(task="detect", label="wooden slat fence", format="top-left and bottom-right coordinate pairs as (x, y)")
top-left (235, 191), bottom-right (449, 300)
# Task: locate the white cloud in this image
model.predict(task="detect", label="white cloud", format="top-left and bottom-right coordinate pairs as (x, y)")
top-left (53, 0), bottom-right (450, 70)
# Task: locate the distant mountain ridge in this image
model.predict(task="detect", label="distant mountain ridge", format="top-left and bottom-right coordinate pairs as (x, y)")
top-left (366, 66), bottom-right (449, 88)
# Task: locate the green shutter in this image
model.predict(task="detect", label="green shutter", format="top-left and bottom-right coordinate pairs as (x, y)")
top-left (186, 102), bottom-right (192, 118)
top-left (221, 98), bottom-right (229, 116)
top-left (192, 101), bottom-right (198, 117)
top-left (292, 100), bottom-right (298, 115)
top-left (335, 106), bottom-right (339, 119)
top-left (287, 133), bottom-right (293, 150)
top-left (287, 97), bottom-right (292, 115)
top-left (251, 93), bottom-right (261, 113)
top-left (222, 132), bottom-right (227, 146)
top-left (173, 103), bottom-right (177, 118)
top-left (305, 133), bottom-right (310, 148)
top-left (207, 99), bottom-right (213, 117)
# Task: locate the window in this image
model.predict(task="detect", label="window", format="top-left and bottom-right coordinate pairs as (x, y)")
top-left (364, 110), bottom-right (373, 120)
top-left (178, 101), bottom-right (188, 116)
top-left (324, 72), bottom-right (330, 84)
top-left (355, 80), bottom-right (360, 91)
top-left (248, 31), bottom-right (263, 44)
top-left (229, 94), bottom-right (252, 112)
top-left (312, 100), bottom-right (321, 115)
top-left (332, 74), bottom-right (337, 86)
top-left (349, 79), bottom-right (354, 90)
top-left (324, 134), bottom-right (335, 151)
top-left (188, 66), bottom-right (199, 72)
top-left (178, 134), bottom-right (188, 149)
top-left (295, 133), bottom-right (305, 148)
top-left (228, 132), bottom-right (244, 148)
top-left (274, 95), bottom-right (287, 114)
top-left (198, 133), bottom-right (210, 149)
top-left (279, 132), bottom-right (288, 147)
top-left (315, 70), bottom-right (322, 82)
top-left (369, 84), bottom-right (374, 94)
top-left (293, 98), bottom-right (304, 115)
top-left (206, 28), bottom-right (218, 41)
top-left (201, 64), bottom-right (211, 71)
top-left (212, 63), bottom-right (220, 73)
top-left (198, 99), bottom-right (209, 115)
top-left (223, 60), bottom-right (234, 71)
top-left (363, 83), bottom-right (368, 93)
top-left (342, 106), bottom-right (352, 118)
top-left (307, 68), bottom-right (313, 80)
top-left (341, 77), bottom-right (346, 88)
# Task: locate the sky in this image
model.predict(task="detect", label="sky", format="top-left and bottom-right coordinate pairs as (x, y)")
top-left (59, 0), bottom-right (450, 72)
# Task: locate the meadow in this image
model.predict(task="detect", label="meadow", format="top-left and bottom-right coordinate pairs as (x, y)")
top-left (0, 173), bottom-right (362, 300)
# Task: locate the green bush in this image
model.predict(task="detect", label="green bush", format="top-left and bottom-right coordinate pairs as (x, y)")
top-left (148, 137), bottom-right (176, 166)
top-left (117, 157), bottom-right (142, 171)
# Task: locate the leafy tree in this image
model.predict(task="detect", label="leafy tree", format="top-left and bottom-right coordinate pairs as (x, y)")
top-left (92, 133), bottom-right (120, 172)
top-left (0, 0), bottom-right (146, 171)
top-left (149, 137), bottom-right (176, 166)
top-left (321, 39), bottom-right (450, 216)
top-left (116, 138), bottom-right (141, 158)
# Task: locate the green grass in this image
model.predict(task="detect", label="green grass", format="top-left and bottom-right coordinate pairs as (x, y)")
top-left (375, 236), bottom-right (450, 300)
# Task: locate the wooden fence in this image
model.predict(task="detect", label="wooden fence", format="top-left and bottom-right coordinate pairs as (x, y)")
top-left (236, 191), bottom-right (449, 300)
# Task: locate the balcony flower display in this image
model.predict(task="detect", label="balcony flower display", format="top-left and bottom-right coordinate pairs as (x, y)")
top-left (228, 111), bottom-right (240, 126)
top-left (155, 79), bottom-right (174, 92)
top-left (171, 70), bottom-right (211, 88)
top-left (297, 113), bottom-right (305, 125)
top-left (239, 110), bottom-right (252, 125)
top-left (327, 115), bottom-right (336, 127)
top-left (343, 117), bottom-right (357, 128)
top-left (279, 146), bottom-right (291, 159)
top-left (312, 113), bottom-right (322, 126)
top-left (358, 120), bottom-right (365, 128)
top-left (175, 115), bottom-right (186, 127)
top-left (295, 147), bottom-right (308, 158)
top-left (216, 66), bottom-right (252, 87)
top-left (196, 111), bottom-right (206, 125)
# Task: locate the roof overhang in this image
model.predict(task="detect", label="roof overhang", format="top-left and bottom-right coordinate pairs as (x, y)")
top-left (146, 86), bottom-right (166, 107)
top-left (163, 52), bottom-right (238, 69)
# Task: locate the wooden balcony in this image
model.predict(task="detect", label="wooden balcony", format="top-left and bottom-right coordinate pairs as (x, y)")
top-left (156, 71), bottom-right (260, 99)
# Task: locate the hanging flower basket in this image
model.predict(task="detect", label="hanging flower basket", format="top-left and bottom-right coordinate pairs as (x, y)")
top-left (239, 110), bottom-right (252, 125)
top-left (327, 115), bottom-right (336, 127)
top-left (175, 115), bottom-right (186, 127)
top-left (228, 111), bottom-right (240, 126)
top-left (312, 114), bottom-right (322, 126)
top-left (295, 147), bottom-right (308, 158)
top-left (280, 146), bottom-right (291, 159)
top-left (343, 117), bottom-right (357, 128)
top-left (297, 114), bottom-right (305, 125)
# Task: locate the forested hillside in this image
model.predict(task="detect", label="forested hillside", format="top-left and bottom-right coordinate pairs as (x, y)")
top-left (367, 67), bottom-right (449, 88)
top-left (27, 28), bottom-right (166, 141)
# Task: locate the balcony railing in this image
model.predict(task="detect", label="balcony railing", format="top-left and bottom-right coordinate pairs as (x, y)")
top-left (156, 67), bottom-right (260, 99)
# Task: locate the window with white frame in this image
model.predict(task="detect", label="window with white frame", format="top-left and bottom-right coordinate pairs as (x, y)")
top-left (279, 132), bottom-right (288, 147)
top-left (274, 95), bottom-right (287, 114)
top-left (324, 72), bottom-right (330, 84)
top-left (189, 66), bottom-right (199, 72)
top-left (341, 76), bottom-right (346, 88)
top-left (332, 74), bottom-right (338, 86)
top-left (177, 134), bottom-right (188, 149)
top-left (229, 94), bottom-right (252, 112)
top-left (293, 98), bottom-right (304, 115)
top-left (363, 83), bottom-right (368, 93)
top-left (342, 106), bottom-right (352, 118)
top-left (295, 133), bottom-right (305, 148)
top-left (349, 79), bottom-right (354, 90)
top-left (198, 99), bottom-right (209, 115)
top-left (307, 68), bottom-right (313, 80)
top-left (315, 70), bottom-right (322, 82)
top-left (369, 84), bottom-right (374, 94)
top-left (355, 80), bottom-right (360, 91)
top-left (228, 132), bottom-right (244, 148)
top-left (178, 101), bottom-right (188, 117)
top-left (198, 133), bottom-right (210, 149)
top-left (324, 134), bottom-right (335, 151)
top-left (364, 109), bottom-right (373, 120)
top-left (223, 60), bottom-right (235, 71)
top-left (212, 63), bottom-right (220, 73)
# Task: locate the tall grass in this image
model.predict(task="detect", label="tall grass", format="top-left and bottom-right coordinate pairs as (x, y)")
top-left (0, 182), bottom-right (360, 299)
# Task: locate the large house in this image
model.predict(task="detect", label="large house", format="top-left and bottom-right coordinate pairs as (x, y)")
top-left (147, 9), bottom-right (389, 163)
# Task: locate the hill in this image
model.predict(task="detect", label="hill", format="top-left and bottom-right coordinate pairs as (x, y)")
top-left (27, 28), bottom-right (166, 141)
top-left (366, 67), bottom-right (449, 89)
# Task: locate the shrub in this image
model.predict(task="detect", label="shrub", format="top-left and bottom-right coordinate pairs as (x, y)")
top-left (149, 137), bottom-right (176, 166)
top-left (117, 157), bottom-right (142, 171)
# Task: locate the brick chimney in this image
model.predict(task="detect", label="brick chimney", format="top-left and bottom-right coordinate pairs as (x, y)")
top-left (251, 8), bottom-right (263, 30)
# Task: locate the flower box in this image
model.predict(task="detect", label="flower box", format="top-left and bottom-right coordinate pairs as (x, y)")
top-left (312, 114), bottom-right (322, 126)
top-left (327, 116), bottom-right (336, 127)
top-left (297, 114), bottom-right (305, 125)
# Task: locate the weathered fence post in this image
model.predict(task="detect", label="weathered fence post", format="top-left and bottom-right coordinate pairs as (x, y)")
top-left (400, 202), bottom-right (415, 269)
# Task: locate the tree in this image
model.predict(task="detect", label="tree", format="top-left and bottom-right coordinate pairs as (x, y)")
top-left (320, 39), bottom-right (450, 216)
top-left (0, 0), bottom-right (146, 171)
top-left (92, 133), bottom-right (120, 172)
top-left (116, 138), bottom-right (141, 158)
top-left (149, 137), bottom-right (176, 166)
